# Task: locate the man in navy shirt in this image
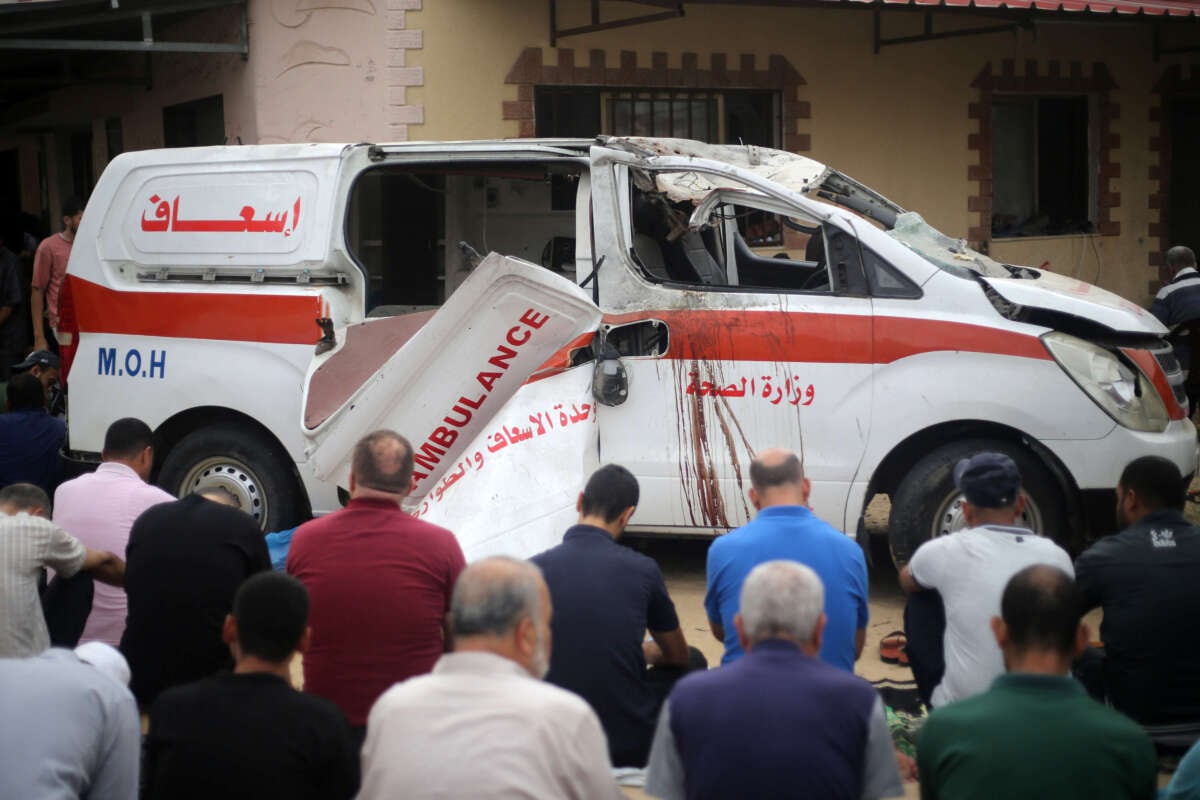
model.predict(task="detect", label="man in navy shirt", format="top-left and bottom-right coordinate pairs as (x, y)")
top-left (531, 464), bottom-right (702, 767)
top-left (1151, 245), bottom-right (1200, 409)
top-left (1074, 456), bottom-right (1200, 724)
top-left (646, 560), bottom-right (903, 800)
top-left (705, 448), bottom-right (868, 670)
top-left (0, 371), bottom-right (65, 496)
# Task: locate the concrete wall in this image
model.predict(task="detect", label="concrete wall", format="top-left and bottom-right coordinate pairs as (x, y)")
top-left (0, 0), bottom-right (1188, 305)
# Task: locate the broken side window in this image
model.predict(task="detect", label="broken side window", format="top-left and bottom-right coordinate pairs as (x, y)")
top-left (346, 163), bottom-right (584, 316)
top-left (626, 177), bottom-right (835, 294)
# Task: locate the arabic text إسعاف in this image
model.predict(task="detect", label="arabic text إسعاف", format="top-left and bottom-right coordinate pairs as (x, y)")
top-left (139, 194), bottom-right (302, 237)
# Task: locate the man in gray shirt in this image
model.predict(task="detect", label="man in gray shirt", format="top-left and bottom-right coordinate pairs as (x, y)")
top-left (0, 642), bottom-right (140, 799)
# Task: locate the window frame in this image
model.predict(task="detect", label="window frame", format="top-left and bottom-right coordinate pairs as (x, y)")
top-left (989, 91), bottom-right (1099, 240)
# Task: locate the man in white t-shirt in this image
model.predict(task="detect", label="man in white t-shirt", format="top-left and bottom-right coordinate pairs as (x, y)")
top-left (899, 452), bottom-right (1073, 708)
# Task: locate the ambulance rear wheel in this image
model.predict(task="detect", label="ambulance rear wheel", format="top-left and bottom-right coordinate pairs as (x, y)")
top-left (158, 424), bottom-right (306, 533)
top-left (886, 438), bottom-right (1067, 569)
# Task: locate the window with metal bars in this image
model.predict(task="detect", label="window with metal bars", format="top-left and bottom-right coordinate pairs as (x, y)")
top-left (534, 87), bottom-right (777, 147)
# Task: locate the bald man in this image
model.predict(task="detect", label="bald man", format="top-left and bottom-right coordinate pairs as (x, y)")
top-left (704, 449), bottom-right (868, 670)
top-left (358, 557), bottom-right (621, 800)
top-left (287, 430), bottom-right (465, 745)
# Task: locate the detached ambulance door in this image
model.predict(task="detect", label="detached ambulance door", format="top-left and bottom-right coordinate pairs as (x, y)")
top-left (588, 162), bottom-right (874, 535)
top-left (301, 254), bottom-right (601, 558)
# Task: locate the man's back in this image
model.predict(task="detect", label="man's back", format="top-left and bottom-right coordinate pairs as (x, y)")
top-left (917, 673), bottom-right (1157, 800)
top-left (286, 497), bottom-right (465, 726)
top-left (358, 652), bottom-right (619, 800)
top-left (531, 525), bottom-right (680, 767)
top-left (653, 640), bottom-right (885, 800)
top-left (1075, 508), bottom-right (1200, 723)
top-left (705, 506), bottom-right (867, 668)
top-left (53, 463), bottom-right (173, 646)
top-left (120, 494), bottom-right (270, 706)
top-left (908, 525), bottom-right (1073, 706)
top-left (0, 409), bottom-right (64, 494)
top-left (0, 648), bottom-right (140, 800)
top-left (145, 672), bottom-right (358, 800)
top-left (0, 512), bottom-right (85, 657)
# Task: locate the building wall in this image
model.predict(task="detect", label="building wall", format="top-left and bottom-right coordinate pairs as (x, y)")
top-left (410, 0), bottom-right (1190, 304)
top-left (0, 0), bottom-right (1189, 305)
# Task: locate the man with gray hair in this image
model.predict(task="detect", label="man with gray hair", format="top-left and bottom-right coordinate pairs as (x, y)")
top-left (647, 561), bottom-right (903, 800)
top-left (358, 557), bottom-right (621, 800)
top-left (1151, 245), bottom-right (1200, 409)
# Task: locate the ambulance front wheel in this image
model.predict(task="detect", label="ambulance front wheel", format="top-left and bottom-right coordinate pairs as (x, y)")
top-left (158, 423), bottom-right (307, 533)
top-left (886, 438), bottom-right (1068, 569)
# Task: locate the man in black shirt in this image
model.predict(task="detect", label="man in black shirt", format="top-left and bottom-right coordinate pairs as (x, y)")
top-left (1075, 456), bottom-right (1200, 724)
top-left (531, 464), bottom-right (704, 767)
top-left (120, 489), bottom-right (271, 706)
top-left (145, 572), bottom-right (359, 799)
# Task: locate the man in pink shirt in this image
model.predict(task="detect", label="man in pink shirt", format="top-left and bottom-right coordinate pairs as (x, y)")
top-left (31, 196), bottom-right (83, 352)
top-left (54, 418), bottom-right (174, 646)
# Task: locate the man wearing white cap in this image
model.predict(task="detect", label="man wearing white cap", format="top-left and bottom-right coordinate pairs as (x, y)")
top-left (0, 642), bottom-right (140, 799)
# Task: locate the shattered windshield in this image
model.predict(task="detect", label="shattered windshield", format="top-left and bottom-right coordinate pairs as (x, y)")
top-left (886, 211), bottom-right (1011, 279)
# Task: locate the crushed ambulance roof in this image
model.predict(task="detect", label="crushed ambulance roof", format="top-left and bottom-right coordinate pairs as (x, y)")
top-left (601, 137), bottom-right (831, 204)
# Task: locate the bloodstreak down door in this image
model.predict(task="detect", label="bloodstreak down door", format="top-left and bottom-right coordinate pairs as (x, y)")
top-left (589, 160), bottom-right (875, 536)
top-left (301, 253), bottom-right (602, 558)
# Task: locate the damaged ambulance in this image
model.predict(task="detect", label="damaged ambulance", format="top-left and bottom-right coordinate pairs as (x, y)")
top-left (60, 136), bottom-right (1195, 565)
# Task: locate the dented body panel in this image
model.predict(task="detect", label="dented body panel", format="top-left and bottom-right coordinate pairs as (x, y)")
top-left (64, 136), bottom-right (1196, 555)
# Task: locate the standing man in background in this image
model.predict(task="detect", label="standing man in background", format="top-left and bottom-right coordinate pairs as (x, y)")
top-left (1151, 245), bottom-right (1200, 410)
top-left (30, 196), bottom-right (82, 354)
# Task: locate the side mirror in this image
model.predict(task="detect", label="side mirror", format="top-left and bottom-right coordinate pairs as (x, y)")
top-left (592, 357), bottom-right (628, 406)
top-left (591, 333), bottom-right (628, 406)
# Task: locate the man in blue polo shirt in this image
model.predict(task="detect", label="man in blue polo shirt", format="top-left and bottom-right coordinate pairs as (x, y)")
top-left (705, 448), bottom-right (867, 670)
top-left (646, 560), bottom-right (903, 800)
top-left (531, 464), bottom-right (702, 768)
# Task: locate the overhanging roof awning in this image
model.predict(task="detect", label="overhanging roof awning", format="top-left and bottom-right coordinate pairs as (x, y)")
top-left (825, 0), bottom-right (1200, 17)
top-left (0, 0), bottom-right (248, 125)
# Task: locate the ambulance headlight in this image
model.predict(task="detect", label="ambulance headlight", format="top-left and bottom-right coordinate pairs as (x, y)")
top-left (1043, 332), bottom-right (1169, 433)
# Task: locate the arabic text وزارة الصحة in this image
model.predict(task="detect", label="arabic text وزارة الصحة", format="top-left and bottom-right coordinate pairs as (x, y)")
top-left (685, 373), bottom-right (815, 407)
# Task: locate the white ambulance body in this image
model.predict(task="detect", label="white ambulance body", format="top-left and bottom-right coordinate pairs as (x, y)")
top-left (61, 137), bottom-right (1196, 563)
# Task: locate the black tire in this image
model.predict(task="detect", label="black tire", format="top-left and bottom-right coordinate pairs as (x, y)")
top-left (887, 438), bottom-right (1069, 568)
top-left (157, 423), bottom-right (307, 532)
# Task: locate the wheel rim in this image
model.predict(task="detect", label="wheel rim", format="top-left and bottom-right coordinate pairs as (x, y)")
top-left (929, 489), bottom-right (1044, 539)
top-left (178, 456), bottom-right (267, 525)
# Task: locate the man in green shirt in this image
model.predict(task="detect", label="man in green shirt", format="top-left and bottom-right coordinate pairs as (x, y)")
top-left (917, 564), bottom-right (1156, 800)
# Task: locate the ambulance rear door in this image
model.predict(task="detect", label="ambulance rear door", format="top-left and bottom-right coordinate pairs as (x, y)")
top-left (301, 253), bottom-right (601, 558)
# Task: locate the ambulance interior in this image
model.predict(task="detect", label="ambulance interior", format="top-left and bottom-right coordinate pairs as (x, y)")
top-left (346, 163), bottom-right (584, 316)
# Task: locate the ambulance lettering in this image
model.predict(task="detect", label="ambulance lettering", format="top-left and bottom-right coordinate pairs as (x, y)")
top-left (410, 307), bottom-right (551, 489)
top-left (97, 347), bottom-right (167, 379)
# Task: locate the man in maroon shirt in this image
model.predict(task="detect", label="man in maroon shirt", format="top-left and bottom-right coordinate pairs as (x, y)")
top-left (287, 430), bottom-right (466, 743)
